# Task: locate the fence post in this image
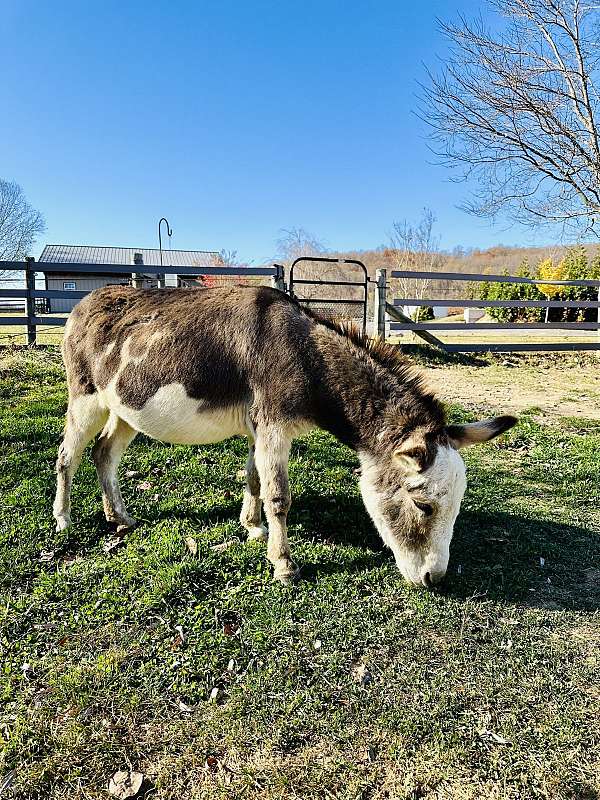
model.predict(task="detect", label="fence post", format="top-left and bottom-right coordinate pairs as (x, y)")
top-left (25, 256), bottom-right (36, 346)
top-left (271, 264), bottom-right (286, 292)
top-left (374, 268), bottom-right (387, 340)
top-left (132, 252), bottom-right (144, 288)
top-left (597, 284), bottom-right (600, 355)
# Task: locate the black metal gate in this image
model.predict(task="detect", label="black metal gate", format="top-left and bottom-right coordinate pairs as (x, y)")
top-left (288, 257), bottom-right (369, 332)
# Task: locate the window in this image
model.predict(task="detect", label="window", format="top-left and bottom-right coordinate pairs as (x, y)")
top-left (63, 281), bottom-right (76, 290)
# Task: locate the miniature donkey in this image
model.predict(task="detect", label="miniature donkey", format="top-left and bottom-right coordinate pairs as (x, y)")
top-left (53, 285), bottom-right (516, 586)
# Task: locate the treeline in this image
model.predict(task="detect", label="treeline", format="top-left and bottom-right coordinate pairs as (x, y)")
top-left (476, 246), bottom-right (600, 322)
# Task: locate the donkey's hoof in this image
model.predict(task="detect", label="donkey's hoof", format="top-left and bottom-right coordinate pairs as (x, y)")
top-left (54, 515), bottom-right (71, 533)
top-left (274, 562), bottom-right (300, 586)
top-left (108, 514), bottom-right (137, 532)
top-left (246, 525), bottom-right (268, 542)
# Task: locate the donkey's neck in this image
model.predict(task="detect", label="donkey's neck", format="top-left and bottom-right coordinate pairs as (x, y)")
top-left (309, 325), bottom-right (444, 451)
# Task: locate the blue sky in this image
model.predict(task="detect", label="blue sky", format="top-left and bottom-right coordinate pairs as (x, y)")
top-left (2, 0), bottom-right (552, 263)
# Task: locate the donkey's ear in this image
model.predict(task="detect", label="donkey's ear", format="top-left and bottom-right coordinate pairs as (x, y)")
top-left (446, 415), bottom-right (517, 449)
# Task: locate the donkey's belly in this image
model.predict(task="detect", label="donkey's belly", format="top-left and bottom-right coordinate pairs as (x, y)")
top-left (98, 382), bottom-right (250, 444)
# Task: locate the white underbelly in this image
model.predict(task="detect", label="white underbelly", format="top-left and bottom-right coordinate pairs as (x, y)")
top-left (97, 382), bottom-right (251, 444)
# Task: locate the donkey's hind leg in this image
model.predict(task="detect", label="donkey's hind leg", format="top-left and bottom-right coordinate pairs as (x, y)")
top-left (91, 413), bottom-right (138, 531)
top-left (53, 395), bottom-right (108, 532)
top-left (240, 441), bottom-right (267, 542)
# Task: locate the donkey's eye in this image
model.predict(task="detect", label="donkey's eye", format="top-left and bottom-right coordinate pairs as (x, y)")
top-left (413, 500), bottom-right (433, 516)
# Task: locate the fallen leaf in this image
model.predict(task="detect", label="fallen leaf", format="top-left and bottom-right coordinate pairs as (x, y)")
top-left (21, 662), bottom-right (32, 678)
top-left (185, 537), bottom-right (198, 556)
top-left (174, 625), bottom-right (185, 643)
top-left (39, 550), bottom-right (55, 562)
top-left (364, 746), bottom-right (377, 763)
top-left (205, 755), bottom-right (219, 772)
top-left (108, 770), bottom-right (144, 799)
top-left (352, 663), bottom-right (372, 685)
top-left (137, 481), bottom-right (152, 491)
top-left (125, 470), bottom-right (141, 479)
top-left (313, 639), bottom-right (322, 651)
top-left (223, 622), bottom-right (238, 637)
top-left (211, 539), bottom-right (237, 553)
top-left (227, 658), bottom-right (236, 672)
top-left (103, 536), bottom-right (125, 554)
top-left (178, 699), bottom-right (194, 713)
top-left (479, 729), bottom-right (511, 745)
top-left (236, 469), bottom-right (246, 481)
top-left (209, 687), bottom-right (222, 702)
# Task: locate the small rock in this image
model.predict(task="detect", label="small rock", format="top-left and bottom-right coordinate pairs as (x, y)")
top-left (125, 470), bottom-right (141, 479)
top-left (108, 770), bottom-right (144, 799)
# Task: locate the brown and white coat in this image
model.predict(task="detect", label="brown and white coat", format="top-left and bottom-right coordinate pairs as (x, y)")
top-left (53, 285), bottom-right (516, 585)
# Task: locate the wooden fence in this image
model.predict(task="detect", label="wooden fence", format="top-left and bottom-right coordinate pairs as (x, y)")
top-left (380, 269), bottom-right (600, 353)
top-left (0, 259), bottom-right (284, 345)
top-left (3, 258), bottom-right (600, 353)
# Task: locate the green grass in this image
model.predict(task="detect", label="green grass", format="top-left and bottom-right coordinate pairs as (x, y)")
top-left (1, 348), bottom-right (599, 799)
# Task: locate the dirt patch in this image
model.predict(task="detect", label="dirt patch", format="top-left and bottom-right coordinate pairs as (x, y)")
top-left (425, 361), bottom-right (600, 419)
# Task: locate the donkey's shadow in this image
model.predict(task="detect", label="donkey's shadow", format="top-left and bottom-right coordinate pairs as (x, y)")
top-left (291, 489), bottom-right (600, 612)
top-left (67, 478), bottom-right (599, 612)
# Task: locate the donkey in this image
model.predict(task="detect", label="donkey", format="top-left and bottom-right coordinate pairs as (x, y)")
top-left (53, 285), bottom-right (516, 586)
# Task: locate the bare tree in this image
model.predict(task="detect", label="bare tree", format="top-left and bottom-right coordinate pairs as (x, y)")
top-left (388, 208), bottom-right (446, 321)
top-left (219, 248), bottom-right (242, 266)
top-left (421, 0), bottom-right (600, 236)
top-left (275, 227), bottom-right (326, 262)
top-left (0, 180), bottom-right (45, 278)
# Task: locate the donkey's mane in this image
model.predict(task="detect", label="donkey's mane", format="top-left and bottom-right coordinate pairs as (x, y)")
top-left (297, 301), bottom-right (446, 423)
top-left (299, 302), bottom-right (421, 378)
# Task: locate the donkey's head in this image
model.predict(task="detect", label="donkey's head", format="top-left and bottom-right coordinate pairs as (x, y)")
top-left (359, 415), bottom-right (517, 587)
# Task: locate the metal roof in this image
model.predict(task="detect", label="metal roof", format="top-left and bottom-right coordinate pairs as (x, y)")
top-left (39, 244), bottom-right (222, 268)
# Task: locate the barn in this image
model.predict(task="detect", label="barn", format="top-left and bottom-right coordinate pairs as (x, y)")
top-left (40, 244), bottom-right (222, 313)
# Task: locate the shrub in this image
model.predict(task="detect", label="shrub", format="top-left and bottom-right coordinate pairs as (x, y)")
top-left (479, 262), bottom-right (543, 322)
top-left (413, 305), bottom-right (434, 321)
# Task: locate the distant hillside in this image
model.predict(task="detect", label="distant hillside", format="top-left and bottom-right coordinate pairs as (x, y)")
top-left (315, 242), bottom-right (600, 301)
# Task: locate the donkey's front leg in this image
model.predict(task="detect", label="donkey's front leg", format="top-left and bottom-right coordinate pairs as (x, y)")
top-left (254, 427), bottom-right (298, 584)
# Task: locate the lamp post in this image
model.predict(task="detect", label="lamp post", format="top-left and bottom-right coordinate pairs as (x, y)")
top-left (158, 217), bottom-right (173, 288)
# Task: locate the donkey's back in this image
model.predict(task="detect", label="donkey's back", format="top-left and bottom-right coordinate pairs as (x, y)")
top-left (53, 285), bottom-right (317, 583)
top-left (64, 284), bottom-right (311, 416)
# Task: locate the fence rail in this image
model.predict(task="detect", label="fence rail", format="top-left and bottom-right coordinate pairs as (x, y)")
top-left (3, 258), bottom-right (600, 353)
top-left (388, 268), bottom-right (600, 352)
top-left (0, 258), bottom-right (284, 345)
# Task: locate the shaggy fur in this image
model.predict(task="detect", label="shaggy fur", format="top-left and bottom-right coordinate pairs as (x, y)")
top-left (53, 285), bottom-right (516, 585)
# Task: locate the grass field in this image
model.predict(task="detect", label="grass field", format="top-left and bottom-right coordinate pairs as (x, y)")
top-left (1, 348), bottom-right (599, 799)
